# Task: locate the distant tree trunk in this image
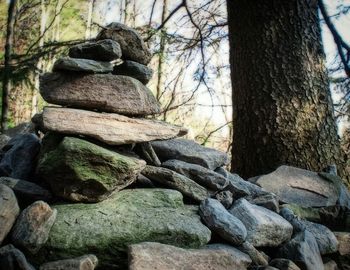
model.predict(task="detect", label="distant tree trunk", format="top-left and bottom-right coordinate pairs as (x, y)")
top-left (227, 0), bottom-right (344, 178)
top-left (1, 0), bottom-right (17, 132)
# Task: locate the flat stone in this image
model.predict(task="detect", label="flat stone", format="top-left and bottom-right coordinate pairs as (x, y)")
top-left (162, 159), bottom-right (228, 191)
top-left (41, 107), bottom-right (187, 145)
top-left (39, 254), bottom-right (98, 270)
top-left (199, 198), bottom-right (247, 245)
top-left (36, 135), bottom-right (146, 202)
top-left (113, 60), bottom-right (153, 84)
top-left (226, 172), bottom-right (266, 198)
top-left (277, 231), bottom-right (324, 270)
top-left (0, 184), bottom-right (20, 244)
top-left (129, 242), bottom-right (251, 270)
top-left (32, 189), bottom-right (211, 269)
top-left (229, 198), bottom-right (293, 247)
top-left (269, 258), bottom-right (301, 270)
top-left (12, 201), bottom-right (57, 254)
top-left (142, 165), bottom-right (209, 202)
top-left (52, 57), bottom-right (113, 73)
top-left (69, 39), bottom-right (122, 61)
top-left (248, 193), bottom-right (279, 212)
top-left (97, 22), bottom-right (152, 65)
top-left (0, 244), bottom-right (35, 270)
top-left (0, 134), bottom-right (41, 180)
top-left (237, 241), bottom-right (268, 266)
top-left (151, 139), bottom-right (229, 170)
top-left (256, 166), bottom-right (339, 207)
top-left (334, 232), bottom-right (350, 256)
top-left (40, 73), bottom-right (160, 116)
top-left (0, 177), bottom-right (52, 207)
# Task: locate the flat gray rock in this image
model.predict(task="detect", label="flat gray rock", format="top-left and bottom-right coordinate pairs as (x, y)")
top-left (256, 166), bottom-right (339, 207)
top-left (247, 193), bottom-right (279, 212)
top-left (12, 201), bottom-right (57, 254)
top-left (162, 159), bottom-right (228, 191)
top-left (229, 198), bottom-right (293, 247)
top-left (40, 107), bottom-right (187, 146)
top-left (39, 254), bottom-right (98, 270)
top-left (199, 198), bottom-right (247, 245)
top-left (227, 172), bottom-right (266, 198)
top-left (69, 39), bottom-right (122, 61)
top-left (142, 165), bottom-right (209, 202)
top-left (0, 177), bottom-right (52, 207)
top-left (53, 57), bottom-right (113, 73)
top-left (151, 139), bottom-right (229, 170)
top-left (0, 244), bottom-right (35, 270)
top-left (129, 242), bottom-right (251, 270)
top-left (97, 22), bottom-right (152, 65)
top-left (0, 184), bottom-right (20, 245)
top-left (40, 73), bottom-right (160, 116)
top-left (277, 231), bottom-right (324, 270)
top-left (113, 60), bottom-right (153, 84)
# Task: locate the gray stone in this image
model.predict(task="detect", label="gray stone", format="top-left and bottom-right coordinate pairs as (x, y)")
top-left (41, 107), bottom-right (187, 146)
top-left (0, 134), bottom-right (41, 180)
top-left (129, 242), bottom-right (251, 270)
top-left (97, 22), bottom-right (152, 65)
top-left (0, 244), bottom-right (35, 270)
top-left (229, 198), bottom-right (293, 247)
top-left (142, 165), bottom-right (209, 202)
top-left (12, 201), bottom-right (57, 254)
top-left (36, 136), bottom-right (146, 202)
top-left (324, 260), bottom-right (338, 270)
top-left (0, 134), bottom-right (10, 149)
top-left (215, 167), bottom-right (228, 177)
top-left (205, 244), bottom-right (252, 267)
top-left (227, 172), bottom-right (266, 198)
top-left (215, 190), bottom-right (234, 208)
top-left (0, 184), bottom-right (20, 244)
top-left (134, 142), bottom-right (161, 166)
top-left (248, 193), bottom-right (279, 212)
top-left (199, 198), bottom-right (247, 245)
top-left (4, 122), bottom-right (36, 137)
top-left (256, 166), bottom-right (339, 207)
top-left (39, 255), bottom-right (98, 270)
top-left (237, 241), bottom-right (268, 266)
top-left (52, 57), bottom-right (113, 73)
top-left (162, 159), bottom-right (228, 191)
top-left (151, 139), bottom-right (229, 170)
top-left (269, 258), bottom-right (301, 270)
top-left (40, 73), bottom-right (160, 116)
top-left (69, 39), bottom-right (122, 61)
top-left (113, 60), bottom-right (153, 84)
top-left (277, 231), bottom-right (324, 270)
top-left (0, 177), bottom-right (52, 207)
top-left (32, 189), bottom-right (211, 269)
top-left (334, 232), bottom-right (350, 256)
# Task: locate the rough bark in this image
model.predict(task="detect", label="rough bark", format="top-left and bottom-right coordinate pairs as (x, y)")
top-left (227, 0), bottom-right (344, 179)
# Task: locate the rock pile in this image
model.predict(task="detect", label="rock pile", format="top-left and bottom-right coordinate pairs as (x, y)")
top-left (0, 23), bottom-right (349, 270)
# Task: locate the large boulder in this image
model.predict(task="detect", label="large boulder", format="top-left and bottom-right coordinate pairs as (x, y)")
top-left (142, 165), bottom-right (209, 202)
top-left (52, 58), bottom-right (113, 73)
top-left (128, 242), bottom-right (251, 270)
top-left (151, 139), bottom-right (229, 170)
top-left (162, 159), bottom-right (228, 191)
top-left (113, 60), bottom-right (153, 84)
top-left (40, 73), bottom-right (160, 116)
top-left (256, 166), bottom-right (340, 207)
top-left (199, 198), bottom-right (247, 245)
top-left (69, 39), bottom-right (122, 61)
top-left (36, 135), bottom-right (146, 202)
top-left (0, 184), bottom-right (20, 244)
top-left (32, 189), bottom-right (211, 269)
top-left (12, 201), bottom-right (57, 254)
top-left (40, 107), bottom-right (187, 145)
top-left (229, 199), bottom-right (293, 247)
top-left (97, 22), bottom-right (152, 65)
top-left (0, 134), bottom-right (41, 180)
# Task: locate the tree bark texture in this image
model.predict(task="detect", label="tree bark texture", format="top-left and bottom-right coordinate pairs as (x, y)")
top-left (227, 0), bottom-right (344, 179)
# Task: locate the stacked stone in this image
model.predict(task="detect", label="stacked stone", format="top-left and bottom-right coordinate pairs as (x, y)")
top-left (35, 23), bottom-right (187, 203)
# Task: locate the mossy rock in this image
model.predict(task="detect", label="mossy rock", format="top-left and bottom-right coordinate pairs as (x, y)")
top-left (36, 135), bottom-right (146, 202)
top-left (32, 189), bottom-right (211, 269)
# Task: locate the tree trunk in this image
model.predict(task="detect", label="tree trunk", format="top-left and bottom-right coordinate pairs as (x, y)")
top-left (227, 0), bottom-right (344, 178)
top-left (1, 0), bottom-right (17, 132)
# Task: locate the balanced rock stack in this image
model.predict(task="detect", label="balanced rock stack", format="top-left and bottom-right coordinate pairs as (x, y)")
top-left (0, 22), bottom-right (349, 270)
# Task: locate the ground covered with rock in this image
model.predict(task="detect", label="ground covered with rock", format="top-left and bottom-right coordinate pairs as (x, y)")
top-left (0, 23), bottom-right (349, 270)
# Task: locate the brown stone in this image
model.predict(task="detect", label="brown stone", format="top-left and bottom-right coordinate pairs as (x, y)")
top-left (41, 107), bottom-right (187, 145)
top-left (334, 232), bottom-right (350, 256)
top-left (128, 242), bottom-right (251, 270)
top-left (0, 184), bottom-right (20, 244)
top-left (40, 73), bottom-right (160, 116)
top-left (39, 254), bottom-right (98, 270)
top-left (11, 201), bottom-right (57, 254)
